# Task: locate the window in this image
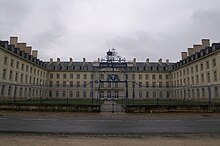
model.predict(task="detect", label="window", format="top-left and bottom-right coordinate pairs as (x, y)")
top-left (145, 74), bottom-right (149, 80)
top-left (4, 56), bottom-right (8, 65)
top-left (1, 85), bottom-right (5, 96)
top-left (196, 75), bottom-right (199, 84)
top-left (15, 72), bottom-right (18, 81)
top-left (100, 82), bottom-right (104, 88)
top-left (2, 69), bottom-right (6, 80)
top-left (200, 63), bottom-right (204, 70)
top-left (8, 86), bottom-right (12, 96)
top-left (139, 82), bottom-right (142, 88)
top-left (63, 74), bottom-right (66, 79)
top-left (83, 91), bottom-right (86, 98)
top-left (214, 71), bottom-right (217, 82)
top-left (183, 69), bottom-right (185, 76)
top-left (63, 81), bottom-right (66, 87)
top-left (108, 82), bottom-right (111, 88)
top-left (132, 74), bottom-right (135, 80)
top-left (49, 81), bottom-right (53, 87)
top-left (70, 74), bottom-right (74, 79)
top-left (195, 65), bottom-right (198, 72)
top-left (69, 91), bottom-right (73, 98)
top-left (76, 91), bottom-right (79, 98)
top-left (100, 74), bottom-right (104, 80)
top-left (84, 74), bottom-right (87, 79)
top-left (206, 61), bottom-right (209, 69)
top-left (56, 74), bottom-right (60, 79)
top-left (191, 77), bottom-right (194, 85)
top-left (153, 91), bottom-right (156, 98)
top-left (26, 65), bottom-right (29, 72)
top-left (139, 91), bottom-right (142, 98)
top-left (21, 63), bottom-right (24, 71)
top-left (20, 74), bottom-right (23, 83)
top-left (201, 74), bottom-right (204, 83)
top-left (152, 75), bottom-right (156, 80)
top-left (146, 92), bottom-right (149, 98)
top-left (139, 74), bottom-right (142, 80)
top-left (166, 92), bottom-right (170, 98)
top-left (191, 66), bottom-right (194, 74)
top-left (159, 75), bottom-right (162, 80)
top-left (9, 71), bottom-right (13, 80)
top-left (25, 75), bottom-right (28, 83)
top-left (207, 72), bottom-right (210, 83)
top-left (29, 76), bottom-right (32, 84)
top-left (166, 75), bottom-right (169, 80)
top-left (83, 81), bottom-right (87, 88)
top-left (70, 81), bottom-right (73, 87)
top-left (30, 67), bottom-right (32, 74)
top-left (56, 81), bottom-right (59, 87)
top-left (159, 82), bottom-right (162, 87)
top-left (146, 82), bottom-right (149, 87)
top-left (10, 59), bottom-right (14, 67)
top-left (77, 81), bottom-right (80, 87)
top-left (50, 74), bottom-right (53, 79)
top-left (77, 74), bottom-right (80, 79)
top-left (19, 87), bottom-right (23, 97)
top-left (56, 91), bottom-right (59, 97)
top-left (90, 74), bottom-right (94, 79)
top-left (62, 91), bottom-right (66, 97)
top-left (166, 82), bottom-right (169, 87)
top-left (212, 59), bottom-right (216, 67)
top-left (16, 61), bottom-right (19, 69)
top-left (152, 82), bottom-right (156, 88)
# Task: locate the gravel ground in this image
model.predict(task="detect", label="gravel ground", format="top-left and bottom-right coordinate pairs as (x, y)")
top-left (1, 111), bottom-right (220, 146)
top-left (0, 134), bottom-right (220, 146)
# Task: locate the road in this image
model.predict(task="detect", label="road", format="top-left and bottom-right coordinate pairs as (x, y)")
top-left (0, 112), bottom-right (220, 135)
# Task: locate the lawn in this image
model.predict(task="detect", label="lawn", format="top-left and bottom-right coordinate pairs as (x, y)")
top-left (0, 98), bottom-right (99, 106)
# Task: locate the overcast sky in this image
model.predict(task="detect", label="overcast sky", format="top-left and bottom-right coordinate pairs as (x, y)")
top-left (0, 0), bottom-right (220, 62)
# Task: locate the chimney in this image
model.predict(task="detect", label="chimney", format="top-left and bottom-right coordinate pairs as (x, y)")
top-left (69, 58), bottom-right (73, 65)
top-left (202, 39), bottom-right (210, 48)
top-left (188, 48), bottom-right (194, 56)
top-left (57, 58), bottom-right (60, 65)
top-left (146, 58), bottom-right (150, 66)
top-left (98, 58), bottom-right (100, 63)
top-left (32, 50), bottom-right (38, 58)
top-left (133, 58), bottom-right (136, 63)
top-left (25, 46), bottom-right (32, 55)
top-left (158, 58), bottom-right (162, 66)
top-left (193, 44), bottom-right (203, 53)
top-left (10, 36), bottom-right (18, 47)
top-left (83, 58), bottom-right (86, 63)
top-left (181, 52), bottom-right (187, 60)
top-left (17, 43), bottom-right (26, 51)
top-left (166, 59), bottom-right (169, 65)
top-left (83, 58), bottom-right (86, 66)
top-left (50, 58), bottom-right (53, 64)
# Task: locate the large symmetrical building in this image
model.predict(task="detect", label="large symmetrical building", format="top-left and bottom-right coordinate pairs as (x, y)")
top-left (0, 36), bottom-right (219, 102)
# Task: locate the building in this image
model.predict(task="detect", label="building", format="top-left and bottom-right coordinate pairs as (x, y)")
top-left (0, 36), bottom-right (219, 102)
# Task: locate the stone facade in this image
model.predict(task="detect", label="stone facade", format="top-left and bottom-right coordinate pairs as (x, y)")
top-left (0, 37), bottom-right (219, 101)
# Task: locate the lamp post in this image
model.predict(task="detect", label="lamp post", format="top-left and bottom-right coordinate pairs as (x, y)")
top-left (13, 81), bottom-right (17, 104)
top-left (40, 81), bottom-right (43, 104)
top-left (208, 83), bottom-right (211, 104)
top-left (156, 82), bottom-right (159, 105)
top-left (66, 81), bottom-right (69, 105)
top-left (183, 83), bottom-right (186, 104)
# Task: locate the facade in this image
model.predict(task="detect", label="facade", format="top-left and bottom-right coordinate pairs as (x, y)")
top-left (0, 36), bottom-right (219, 102)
